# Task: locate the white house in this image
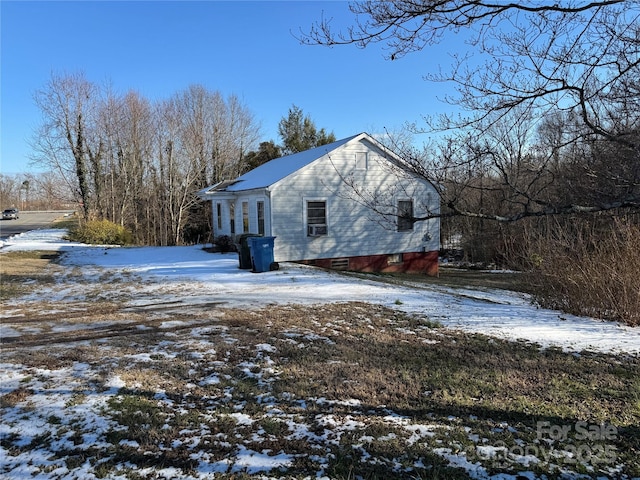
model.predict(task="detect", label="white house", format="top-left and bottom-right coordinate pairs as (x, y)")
top-left (197, 133), bottom-right (440, 275)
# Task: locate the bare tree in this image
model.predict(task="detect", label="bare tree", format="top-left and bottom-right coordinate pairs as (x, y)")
top-left (223, 94), bottom-right (262, 179)
top-left (153, 96), bottom-right (203, 245)
top-left (126, 92), bottom-right (153, 228)
top-left (171, 86), bottom-right (260, 186)
top-left (0, 172), bottom-right (74, 211)
top-left (166, 86), bottom-right (260, 244)
top-left (31, 171), bottom-right (75, 209)
top-left (0, 174), bottom-right (20, 209)
top-left (303, 1), bottom-right (640, 221)
top-left (32, 75), bottom-right (261, 246)
top-left (32, 72), bottom-right (101, 218)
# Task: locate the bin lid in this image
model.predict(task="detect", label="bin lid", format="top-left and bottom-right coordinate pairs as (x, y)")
top-left (248, 236), bottom-right (276, 243)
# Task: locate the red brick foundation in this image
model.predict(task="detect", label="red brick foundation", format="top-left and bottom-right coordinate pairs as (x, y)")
top-left (298, 251), bottom-right (439, 276)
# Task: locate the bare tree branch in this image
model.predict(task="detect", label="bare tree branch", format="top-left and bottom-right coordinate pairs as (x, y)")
top-left (302, 1), bottom-right (639, 227)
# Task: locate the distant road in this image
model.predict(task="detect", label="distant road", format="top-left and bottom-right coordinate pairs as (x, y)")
top-left (0, 210), bottom-right (74, 241)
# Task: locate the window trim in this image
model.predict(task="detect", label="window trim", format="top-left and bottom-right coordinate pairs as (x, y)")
top-left (397, 199), bottom-right (414, 232)
top-left (305, 198), bottom-right (328, 237)
top-left (355, 152), bottom-right (368, 170)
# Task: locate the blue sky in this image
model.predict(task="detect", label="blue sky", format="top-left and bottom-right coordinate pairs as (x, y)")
top-left (1, 1), bottom-right (462, 175)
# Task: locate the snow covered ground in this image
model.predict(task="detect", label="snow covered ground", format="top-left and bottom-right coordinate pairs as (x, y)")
top-left (2, 229), bottom-right (639, 355)
top-left (1, 229), bottom-right (639, 480)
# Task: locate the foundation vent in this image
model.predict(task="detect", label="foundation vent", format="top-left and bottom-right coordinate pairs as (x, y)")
top-left (388, 254), bottom-right (403, 265)
top-left (330, 258), bottom-right (349, 270)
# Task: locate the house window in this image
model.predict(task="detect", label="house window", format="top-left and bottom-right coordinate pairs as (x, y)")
top-left (355, 152), bottom-right (367, 170)
top-left (257, 201), bottom-right (265, 235)
top-left (307, 200), bottom-right (327, 236)
top-left (216, 202), bottom-right (222, 231)
top-left (242, 201), bottom-right (249, 233)
top-left (397, 200), bottom-right (414, 232)
top-left (229, 202), bottom-right (235, 235)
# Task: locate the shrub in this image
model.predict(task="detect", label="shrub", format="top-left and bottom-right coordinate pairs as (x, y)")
top-left (214, 235), bottom-right (235, 253)
top-left (524, 217), bottom-right (640, 326)
top-left (69, 219), bottom-right (133, 246)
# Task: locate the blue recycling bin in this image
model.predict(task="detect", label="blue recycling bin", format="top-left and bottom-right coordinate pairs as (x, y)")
top-left (248, 236), bottom-right (277, 273)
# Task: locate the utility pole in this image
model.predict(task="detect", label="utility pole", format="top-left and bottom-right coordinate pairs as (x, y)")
top-left (21, 180), bottom-right (29, 211)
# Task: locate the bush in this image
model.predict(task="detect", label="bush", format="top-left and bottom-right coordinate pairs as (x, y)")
top-left (214, 235), bottom-right (235, 253)
top-left (69, 219), bottom-right (133, 246)
top-left (524, 217), bottom-right (640, 326)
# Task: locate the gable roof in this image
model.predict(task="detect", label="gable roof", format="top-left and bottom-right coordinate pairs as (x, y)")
top-left (200, 133), bottom-right (362, 195)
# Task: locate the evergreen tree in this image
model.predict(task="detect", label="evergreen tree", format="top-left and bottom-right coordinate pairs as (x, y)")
top-left (277, 105), bottom-right (336, 155)
top-left (242, 140), bottom-right (282, 171)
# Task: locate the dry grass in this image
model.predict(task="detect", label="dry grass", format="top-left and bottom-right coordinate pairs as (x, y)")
top-left (1, 252), bottom-right (639, 479)
top-left (0, 386), bottom-right (33, 408)
top-left (2, 301), bottom-right (638, 478)
top-left (520, 218), bottom-right (640, 326)
top-left (0, 251), bottom-right (60, 275)
top-left (0, 250), bottom-right (63, 300)
top-left (221, 304), bottom-right (640, 422)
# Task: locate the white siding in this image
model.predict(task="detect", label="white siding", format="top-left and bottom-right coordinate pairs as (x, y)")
top-left (269, 138), bottom-right (439, 262)
top-left (222, 192), bottom-right (271, 238)
top-left (212, 198), bottom-right (233, 237)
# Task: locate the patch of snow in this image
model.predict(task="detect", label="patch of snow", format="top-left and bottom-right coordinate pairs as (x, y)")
top-left (9, 225), bottom-right (634, 355)
top-left (2, 228), bottom-right (625, 355)
top-left (231, 445), bottom-right (294, 473)
top-left (2, 227), bottom-right (639, 479)
top-left (256, 343), bottom-right (277, 353)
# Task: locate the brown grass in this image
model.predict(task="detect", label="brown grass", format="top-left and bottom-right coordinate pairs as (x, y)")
top-left (526, 219), bottom-right (640, 326)
top-left (0, 251), bottom-right (63, 300)
top-left (0, 386), bottom-right (33, 408)
top-left (2, 301), bottom-right (638, 478)
top-left (0, 251), bottom-right (62, 276)
top-left (1, 250), bottom-right (639, 478)
top-left (235, 304), bottom-right (638, 422)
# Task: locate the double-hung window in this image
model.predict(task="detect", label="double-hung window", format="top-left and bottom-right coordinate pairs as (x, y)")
top-left (397, 199), bottom-right (414, 232)
top-left (216, 203), bottom-right (223, 231)
top-left (307, 200), bottom-right (327, 236)
top-left (242, 201), bottom-right (249, 233)
top-left (229, 202), bottom-right (235, 235)
top-left (257, 201), bottom-right (265, 235)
